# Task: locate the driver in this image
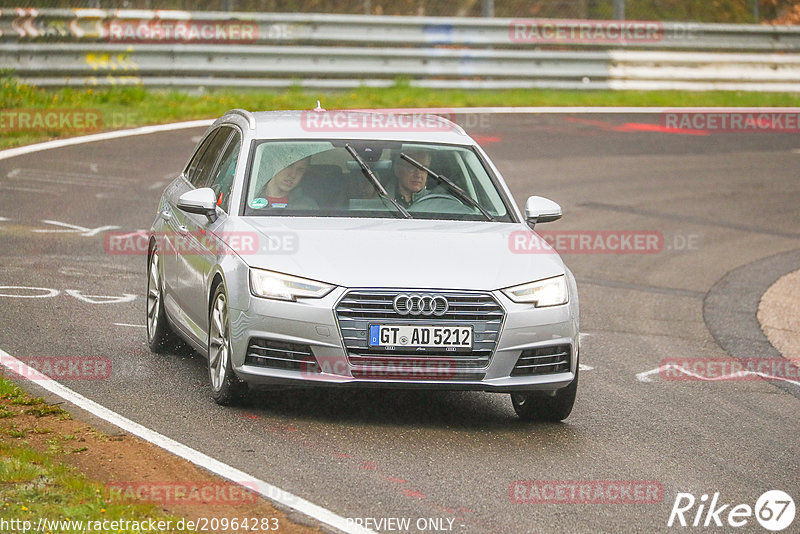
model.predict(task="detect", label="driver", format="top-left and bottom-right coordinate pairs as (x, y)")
top-left (388, 149), bottom-right (432, 208)
top-left (252, 145), bottom-right (323, 210)
top-left (259, 156), bottom-right (314, 208)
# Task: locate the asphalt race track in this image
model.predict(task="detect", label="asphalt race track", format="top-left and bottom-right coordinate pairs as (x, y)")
top-left (0, 113), bottom-right (798, 533)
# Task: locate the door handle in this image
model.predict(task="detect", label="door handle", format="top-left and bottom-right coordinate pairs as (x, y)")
top-left (177, 225), bottom-right (189, 234)
top-left (160, 210), bottom-right (172, 221)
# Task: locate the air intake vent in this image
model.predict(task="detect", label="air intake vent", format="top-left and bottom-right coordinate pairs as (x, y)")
top-left (245, 338), bottom-right (316, 372)
top-left (511, 344), bottom-right (571, 376)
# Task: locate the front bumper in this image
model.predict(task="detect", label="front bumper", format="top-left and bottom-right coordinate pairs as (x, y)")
top-left (229, 287), bottom-right (579, 393)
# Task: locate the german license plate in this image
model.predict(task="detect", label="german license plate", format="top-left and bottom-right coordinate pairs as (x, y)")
top-left (368, 325), bottom-right (473, 349)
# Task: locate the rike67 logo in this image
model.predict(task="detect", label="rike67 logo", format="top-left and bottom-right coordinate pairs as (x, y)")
top-left (668, 490), bottom-right (795, 531)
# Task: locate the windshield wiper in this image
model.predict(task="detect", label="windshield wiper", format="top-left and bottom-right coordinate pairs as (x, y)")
top-left (345, 144), bottom-right (412, 219)
top-left (400, 153), bottom-right (496, 221)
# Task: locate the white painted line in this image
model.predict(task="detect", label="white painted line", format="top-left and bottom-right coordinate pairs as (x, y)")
top-left (148, 180), bottom-right (169, 190)
top-left (112, 230), bottom-right (148, 239)
top-left (1, 105), bottom-right (797, 166)
top-left (17, 175), bottom-right (125, 189)
top-left (14, 167), bottom-right (132, 184)
top-left (0, 348), bottom-right (374, 534)
top-left (34, 220), bottom-right (120, 237)
top-left (579, 334), bottom-right (593, 372)
top-left (0, 108), bottom-right (797, 166)
top-left (635, 367), bottom-right (663, 383)
top-left (0, 286), bottom-right (60, 298)
top-left (0, 185), bottom-right (51, 194)
top-left (636, 363), bottom-right (800, 386)
top-left (0, 119), bottom-right (214, 162)
top-left (113, 322), bottom-right (146, 328)
top-left (65, 290), bottom-right (137, 304)
top-left (58, 267), bottom-right (87, 276)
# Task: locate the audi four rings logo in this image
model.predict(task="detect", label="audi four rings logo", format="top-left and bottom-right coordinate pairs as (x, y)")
top-left (393, 294), bottom-right (449, 316)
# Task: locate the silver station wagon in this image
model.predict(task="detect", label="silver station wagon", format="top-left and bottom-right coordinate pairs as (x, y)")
top-left (147, 108), bottom-right (580, 421)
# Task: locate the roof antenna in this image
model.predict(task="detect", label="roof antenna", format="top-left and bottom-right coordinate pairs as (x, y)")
top-left (314, 100), bottom-right (325, 112)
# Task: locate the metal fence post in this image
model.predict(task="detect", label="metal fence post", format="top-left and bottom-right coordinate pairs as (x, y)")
top-left (482, 0), bottom-right (494, 18)
top-left (613, 0), bottom-right (625, 20)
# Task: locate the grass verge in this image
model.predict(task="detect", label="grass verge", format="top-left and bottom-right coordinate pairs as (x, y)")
top-left (2, 77), bottom-right (800, 148)
top-left (0, 375), bottom-right (320, 533)
top-left (0, 377), bottom-right (194, 533)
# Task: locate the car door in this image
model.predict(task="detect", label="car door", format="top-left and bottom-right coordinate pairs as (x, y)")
top-left (161, 128), bottom-right (222, 322)
top-left (167, 127), bottom-right (231, 342)
top-left (181, 128), bottom-right (242, 341)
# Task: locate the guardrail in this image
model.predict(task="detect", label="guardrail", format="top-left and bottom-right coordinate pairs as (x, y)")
top-left (1, 8), bottom-right (799, 91)
top-left (3, 9), bottom-right (800, 51)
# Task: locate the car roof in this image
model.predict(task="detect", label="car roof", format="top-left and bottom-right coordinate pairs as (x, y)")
top-left (215, 109), bottom-right (474, 144)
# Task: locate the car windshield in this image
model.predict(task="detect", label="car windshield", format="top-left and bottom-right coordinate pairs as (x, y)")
top-left (241, 140), bottom-right (514, 221)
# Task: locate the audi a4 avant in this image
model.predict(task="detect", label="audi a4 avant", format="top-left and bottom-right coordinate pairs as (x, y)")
top-left (147, 108), bottom-right (580, 421)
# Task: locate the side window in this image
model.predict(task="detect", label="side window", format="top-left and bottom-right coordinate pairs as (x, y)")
top-left (184, 128), bottom-right (221, 186)
top-left (187, 128), bottom-right (232, 188)
top-left (207, 132), bottom-right (241, 213)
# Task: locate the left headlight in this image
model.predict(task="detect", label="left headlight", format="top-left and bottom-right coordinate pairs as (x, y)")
top-left (249, 268), bottom-right (335, 301)
top-left (502, 275), bottom-right (568, 307)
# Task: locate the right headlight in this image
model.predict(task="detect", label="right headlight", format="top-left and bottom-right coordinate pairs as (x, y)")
top-left (502, 275), bottom-right (568, 307)
top-left (249, 268), bottom-right (335, 301)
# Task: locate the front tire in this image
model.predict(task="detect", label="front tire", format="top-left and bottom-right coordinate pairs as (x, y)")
top-left (511, 367), bottom-right (578, 422)
top-left (147, 247), bottom-right (180, 353)
top-left (208, 284), bottom-right (247, 405)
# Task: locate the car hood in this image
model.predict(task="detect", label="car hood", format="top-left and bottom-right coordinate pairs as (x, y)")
top-left (225, 217), bottom-right (566, 291)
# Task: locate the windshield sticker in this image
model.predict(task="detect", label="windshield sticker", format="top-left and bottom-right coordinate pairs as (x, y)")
top-left (249, 197), bottom-right (268, 209)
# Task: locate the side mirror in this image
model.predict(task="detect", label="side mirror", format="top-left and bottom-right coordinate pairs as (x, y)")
top-left (177, 188), bottom-right (218, 222)
top-left (524, 196), bottom-right (562, 229)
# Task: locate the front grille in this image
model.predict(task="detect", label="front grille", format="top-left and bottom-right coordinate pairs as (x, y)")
top-left (335, 290), bottom-right (505, 380)
top-left (245, 338), bottom-right (317, 372)
top-left (511, 344), bottom-right (571, 376)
